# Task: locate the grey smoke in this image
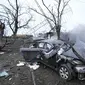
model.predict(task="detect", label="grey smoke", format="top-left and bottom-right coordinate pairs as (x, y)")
top-left (60, 24), bottom-right (85, 44)
top-left (69, 24), bottom-right (85, 43)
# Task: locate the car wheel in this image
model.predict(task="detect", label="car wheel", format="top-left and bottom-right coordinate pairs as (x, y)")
top-left (59, 64), bottom-right (72, 81)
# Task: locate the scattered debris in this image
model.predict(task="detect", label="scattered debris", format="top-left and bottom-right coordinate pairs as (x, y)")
top-left (17, 61), bottom-right (25, 66)
top-left (17, 61), bottom-right (40, 70)
top-left (0, 70), bottom-right (9, 77)
top-left (0, 52), bottom-right (5, 54)
top-left (9, 54), bottom-right (12, 56)
top-left (9, 78), bottom-right (12, 81)
top-left (26, 62), bottom-right (40, 70)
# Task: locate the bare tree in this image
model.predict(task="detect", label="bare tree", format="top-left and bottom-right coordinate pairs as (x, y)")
top-left (0, 0), bottom-right (32, 36)
top-left (34, 0), bottom-right (53, 29)
top-left (30, 0), bottom-right (71, 39)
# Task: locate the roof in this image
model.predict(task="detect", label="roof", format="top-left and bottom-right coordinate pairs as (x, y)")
top-left (38, 39), bottom-right (64, 45)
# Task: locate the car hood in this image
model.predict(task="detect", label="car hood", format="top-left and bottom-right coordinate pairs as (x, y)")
top-left (62, 39), bottom-right (85, 61)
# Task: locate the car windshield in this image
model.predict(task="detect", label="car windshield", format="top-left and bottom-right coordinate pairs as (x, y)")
top-left (45, 43), bottom-right (52, 50)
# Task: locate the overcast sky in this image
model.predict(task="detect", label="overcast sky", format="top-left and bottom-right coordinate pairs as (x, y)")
top-left (0, 0), bottom-right (85, 35)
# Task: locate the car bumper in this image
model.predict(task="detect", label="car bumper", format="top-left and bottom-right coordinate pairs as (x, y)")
top-left (75, 65), bottom-right (85, 80)
top-left (75, 65), bottom-right (85, 73)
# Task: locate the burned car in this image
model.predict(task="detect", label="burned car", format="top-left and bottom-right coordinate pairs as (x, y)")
top-left (20, 39), bottom-right (85, 81)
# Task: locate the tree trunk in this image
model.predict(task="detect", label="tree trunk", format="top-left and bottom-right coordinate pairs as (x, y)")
top-left (13, 29), bottom-right (17, 36)
top-left (55, 25), bottom-right (61, 39)
top-left (12, 0), bottom-right (18, 37)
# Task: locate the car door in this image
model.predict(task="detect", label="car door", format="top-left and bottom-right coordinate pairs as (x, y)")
top-left (44, 42), bottom-right (57, 67)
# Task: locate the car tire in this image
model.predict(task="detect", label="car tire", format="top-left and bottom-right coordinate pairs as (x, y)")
top-left (59, 64), bottom-right (73, 81)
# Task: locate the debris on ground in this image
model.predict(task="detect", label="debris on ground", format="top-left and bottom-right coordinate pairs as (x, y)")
top-left (0, 70), bottom-right (9, 77)
top-left (17, 61), bottom-right (25, 66)
top-left (26, 62), bottom-right (40, 70)
top-left (0, 52), bottom-right (5, 54)
top-left (9, 78), bottom-right (12, 81)
top-left (17, 61), bottom-right (40, 70)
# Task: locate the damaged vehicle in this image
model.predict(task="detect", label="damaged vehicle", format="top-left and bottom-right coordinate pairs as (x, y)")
top-left (20, 39), bottom-right (85, 81)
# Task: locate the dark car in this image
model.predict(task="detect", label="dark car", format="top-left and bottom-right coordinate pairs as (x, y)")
top-left (20, 39), bottom-right (85, 81)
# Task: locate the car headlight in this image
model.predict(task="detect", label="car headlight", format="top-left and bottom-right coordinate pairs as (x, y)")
top-left (75, 66), bottom-right (85, 73)
top-left (72, 60), bottom-right (83, 65)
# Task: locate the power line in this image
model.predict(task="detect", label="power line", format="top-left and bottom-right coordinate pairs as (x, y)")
top-left (30, 19), bottom-right (46, 30)
top-left (30, 21), bottom-right (48, 34)
top-left (26, 19), bottom-right (46, 34)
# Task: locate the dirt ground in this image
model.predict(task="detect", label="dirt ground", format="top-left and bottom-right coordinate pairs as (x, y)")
top-left (0, 39), bottom-right (85, 85)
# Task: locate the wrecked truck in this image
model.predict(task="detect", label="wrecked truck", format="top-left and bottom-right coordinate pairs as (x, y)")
top-left (20, 39), bottom-right (85, 81)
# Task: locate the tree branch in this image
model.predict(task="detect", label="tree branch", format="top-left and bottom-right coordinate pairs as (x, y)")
top-left (57, 0), bottom-right (61, 25)
top-left (18, 15), bottom-right (32, 28)
top-left (42, 0), bottom-right (57, 24)
top-left (30, 7), bottom-right (54, 23)
top-left (8, 0), bottom-right (16, 10)
top-left (60, 0), bottom-right (71, 22)
top-left (0, 4), bottom-right (15, 18)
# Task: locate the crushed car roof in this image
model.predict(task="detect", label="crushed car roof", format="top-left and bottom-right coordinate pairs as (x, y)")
top-left (37, 39), bottom-right (64, 45)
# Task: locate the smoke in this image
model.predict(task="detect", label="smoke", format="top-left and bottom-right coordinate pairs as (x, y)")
top-left (60, 24), bottom-right (85, 45)
top-left (60, 24), bottom-right (85, 59)
top-left (70, 24), bottom-right (85, 43)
